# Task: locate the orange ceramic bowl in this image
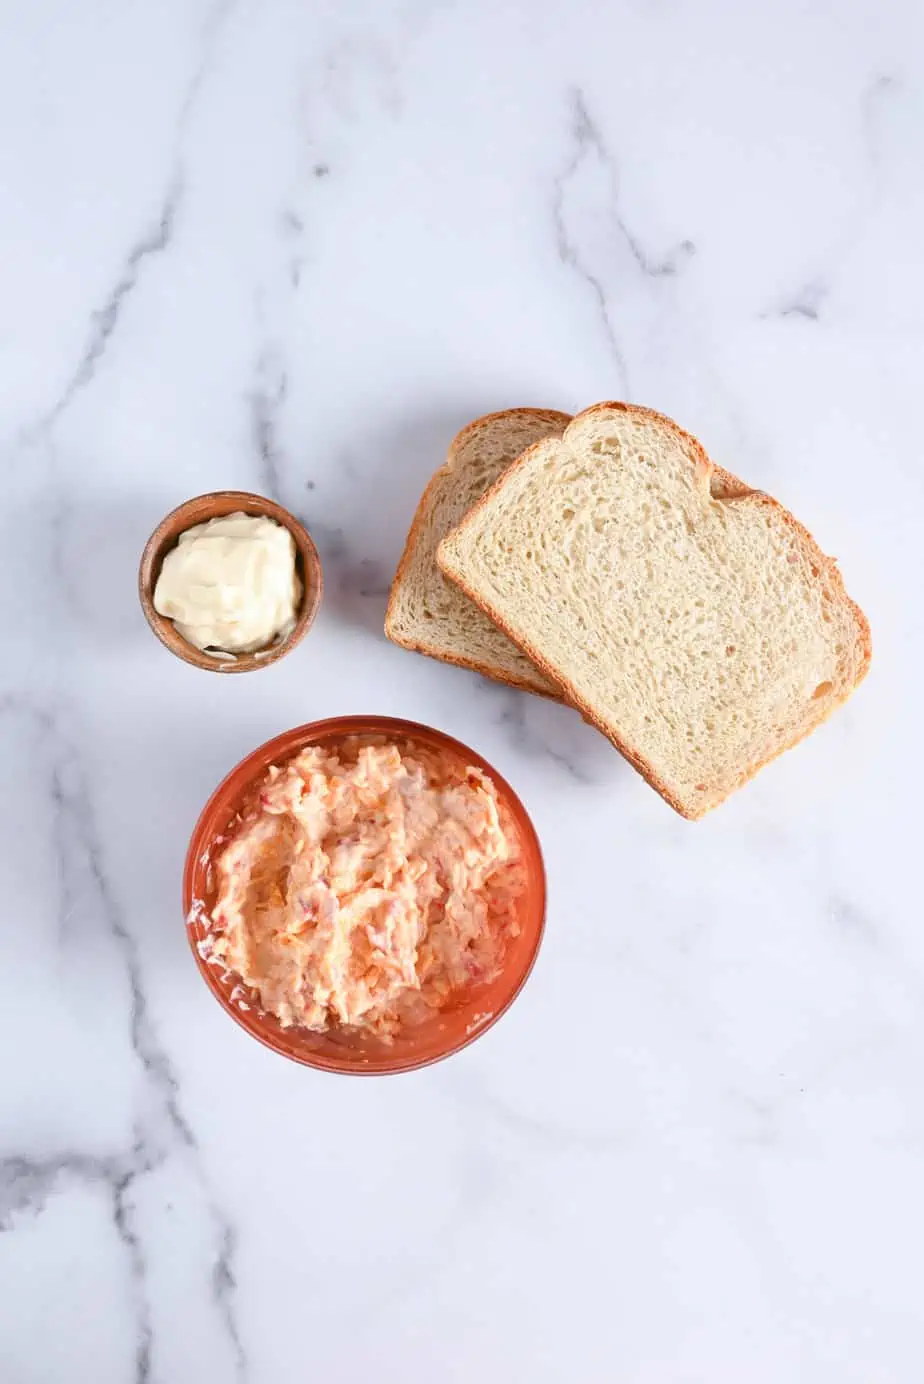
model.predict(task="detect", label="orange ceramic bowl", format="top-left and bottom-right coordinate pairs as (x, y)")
top-left (184, 716), bottom-right (546, 1075)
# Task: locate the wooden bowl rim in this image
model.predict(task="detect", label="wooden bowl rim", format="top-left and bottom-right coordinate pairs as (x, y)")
top-left (138, 490), bottom-right (323, 673)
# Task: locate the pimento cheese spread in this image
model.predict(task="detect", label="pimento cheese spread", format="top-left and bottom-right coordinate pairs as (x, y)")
top-left (203, 741), bottom-right (523, 1038)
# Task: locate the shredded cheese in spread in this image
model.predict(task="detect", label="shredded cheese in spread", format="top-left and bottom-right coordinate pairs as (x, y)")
top-left (205, 741), bottom-right (523, 1038)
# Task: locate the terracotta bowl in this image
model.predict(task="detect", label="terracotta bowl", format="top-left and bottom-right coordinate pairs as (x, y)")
top-left (184, 716), bottom-right (547, 1075)
top-left (139, 491), bottom-right (323, 673)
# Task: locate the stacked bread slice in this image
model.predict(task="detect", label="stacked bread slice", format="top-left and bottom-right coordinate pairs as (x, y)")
top-left (385, 409), bottom-right (570, 696)
top-left (386, 402), bottom-right (870, 817)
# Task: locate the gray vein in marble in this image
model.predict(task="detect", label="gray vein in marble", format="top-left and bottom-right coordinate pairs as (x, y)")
top-left (445, 1070), bottom-right (627, 1154)
top-left (829, 896), bottom-right (880, 949)
top-left (552, 89), bottom-right (697, 395)
top-left (323, 35), bottom-right (403, 120)
top-left (861, 71), bottom-right (900, 175)
top-left (552, 91), bottom-right (630, 394)
top-left (49, 714), bottom-right (195, 1149)
top-left (827, 895), bottom-right (924, 1012)
top-left (113, 1170), bottom-right (154, 1384)
top-left (178, 0), bottom-right (241, 132)
top-left (824, 896), bottom-right (924, 1018)
top-left (251, 391), bottom-right (393, 611)
top-left (280, 207), bottom-right (308, 288)
top-left (18, 0), bottom-right (240, 443)
top-left (0, 1152), bottom-right (117, 1229)
top-left (261, 438), bottom-right (353, 581)
top-left (50, 761), bottom-right (77, 940)
top-left (495, 689), bottom-right (595, 784)
top-left (722, 1090), bottom-right (781, 1148)
top-left (0, 1150), bottom-right (159, 1383)
top-left (6, 692), bottom-right (193, 1145)
top-left (762, 73), bottom-right (900, 324)
top-left (771, 279), bottom-right (829, 322)
top-left (621, 226), bottom-right (696, 280)
top-left (24, 177), bottom-right (183, 440)
top-left (249, 182), bottom-right (311, 485)
top-left (0, 697), bottom-right (247, 1381)
top-left (212, 1222), bottom-right (247, 1379)
top-left (249, 348), bottom-right (289, 502)
top-left (46, 463), bottom-right (71, 613)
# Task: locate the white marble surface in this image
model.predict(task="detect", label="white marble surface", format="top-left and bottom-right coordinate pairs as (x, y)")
top-left (1, 0), bottom-right (921, 1379)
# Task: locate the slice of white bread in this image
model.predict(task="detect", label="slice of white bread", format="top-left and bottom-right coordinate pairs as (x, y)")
top-left (386, 409), bottom-right (570, 696)
top-left (438, 402), bottom-right (871, 818)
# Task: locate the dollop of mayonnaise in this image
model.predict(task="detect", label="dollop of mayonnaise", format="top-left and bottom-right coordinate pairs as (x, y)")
top-left (154, 513), bottom-right (301, 653)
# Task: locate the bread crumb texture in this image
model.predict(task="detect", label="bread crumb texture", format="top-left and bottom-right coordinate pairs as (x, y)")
top-left (386, 409), bottom-right (569, 695)
top-left (439, 403), bottom-right (870, 817)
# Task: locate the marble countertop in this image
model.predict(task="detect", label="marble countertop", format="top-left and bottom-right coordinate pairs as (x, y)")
top-left (1, 1), bottom-right (920, 1380)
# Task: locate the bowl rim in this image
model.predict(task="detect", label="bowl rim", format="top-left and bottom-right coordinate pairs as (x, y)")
top-left (183, 715), bottom-right (547, 1075)
top-left (138, 490), bottom-right (323, 674)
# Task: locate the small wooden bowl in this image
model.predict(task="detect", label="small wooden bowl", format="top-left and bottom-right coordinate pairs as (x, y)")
top-left (139, 491), bottom-right (322, 673)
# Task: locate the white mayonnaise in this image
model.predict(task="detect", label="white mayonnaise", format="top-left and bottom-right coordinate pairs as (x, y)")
top-left (154, 513), bottom-right (301, 653)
